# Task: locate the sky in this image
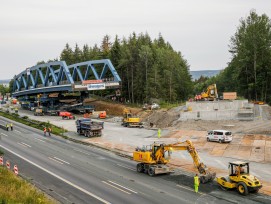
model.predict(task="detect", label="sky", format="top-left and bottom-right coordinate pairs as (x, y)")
top-left (1, 0), bottom-right (271, 79)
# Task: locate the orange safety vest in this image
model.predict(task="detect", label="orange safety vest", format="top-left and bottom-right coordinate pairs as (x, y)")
top-left (48, 128), bottom-right (52, 132)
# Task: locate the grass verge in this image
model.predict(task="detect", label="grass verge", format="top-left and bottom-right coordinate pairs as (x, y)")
top-left (0, 167), bottom-right (57, 204)
top-left (0, 111), bottom-right (67, 136)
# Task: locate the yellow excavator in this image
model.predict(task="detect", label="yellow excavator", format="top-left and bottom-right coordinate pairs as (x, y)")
top-left (122, 108), bottom-right (143, 128)
top-left (133, 140), bottom-right (216, 183)
top-left (196, 84), bottom-right (218, 101)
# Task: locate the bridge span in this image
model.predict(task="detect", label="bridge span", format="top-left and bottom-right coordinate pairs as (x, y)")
top-left (12, 59), bottom-right (121, 98)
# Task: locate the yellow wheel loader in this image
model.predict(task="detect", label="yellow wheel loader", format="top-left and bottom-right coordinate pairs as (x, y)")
top-left (216, 161), bottom-right (262, 195)
top-left (133, 140), bottom-right (216, 183)
top-left (122, 108), bottom-right (143, 128)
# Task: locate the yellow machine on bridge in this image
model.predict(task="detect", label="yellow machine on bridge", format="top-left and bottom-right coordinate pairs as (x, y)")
top-left (216, 161), bottom-right (262, 195)
top-left (196, 83), bottom-right (218, 101)
top-left (133, 140), bottom-right (216, 183)
top-left (122, 108), bottom-right (142, 128)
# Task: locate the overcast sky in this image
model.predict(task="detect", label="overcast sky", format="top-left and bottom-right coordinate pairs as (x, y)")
top-left (1, 0), bottom-right (271, 79)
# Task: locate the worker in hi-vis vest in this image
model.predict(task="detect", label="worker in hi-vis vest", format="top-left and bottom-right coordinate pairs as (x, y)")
top-left (194, 174), bottom-right (200, 193)
top-left (157, 128), bottom-right (161, 139)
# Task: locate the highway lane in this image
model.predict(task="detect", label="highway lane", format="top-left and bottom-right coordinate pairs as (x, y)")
top-left (0, 117), bottom-right (199, 204)
top-left (0, 116), bottom-right (271, 204)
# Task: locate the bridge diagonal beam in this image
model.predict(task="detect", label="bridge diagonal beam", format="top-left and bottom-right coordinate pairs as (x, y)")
top-left (84, 65), bottom-right (91, 80)
top-left (90, 64), bottom-right (100, 79)
top-left (49, 66), bottom-right (57, 83)
top-left (21, 75), bottom-right (27, 89)
top-left (76, 67), bottom-right (84, 81)
top-left (30, 72), bottom-right (35, 87)
top-left (100, 64), bottom-right (108, 79)
top-left (57, 66), bottom-right (63, 84)
top-left (38, 69), bottom-right (45, 85)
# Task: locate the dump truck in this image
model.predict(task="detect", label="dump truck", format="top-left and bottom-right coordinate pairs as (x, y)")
top-left (133, 140), bottom-right (216, 183)
top-left (122, 108), bottom-right (143, 128)
top-left (76, 118), bottom-right (104, 137)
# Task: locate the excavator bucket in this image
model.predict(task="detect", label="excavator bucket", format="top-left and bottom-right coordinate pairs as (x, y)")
top-left (200, 172), bottom-right (216, 184)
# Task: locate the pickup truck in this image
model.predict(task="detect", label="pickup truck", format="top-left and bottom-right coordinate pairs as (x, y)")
top-left (76, 118), bottom-right (104, 137)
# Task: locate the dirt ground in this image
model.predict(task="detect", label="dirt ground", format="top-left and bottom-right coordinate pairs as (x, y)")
top-left (89, 100), bottom-right (271, 135)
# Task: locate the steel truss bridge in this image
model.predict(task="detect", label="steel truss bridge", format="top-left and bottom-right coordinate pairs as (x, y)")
top-left (12, 59), bottom-right (121, 98)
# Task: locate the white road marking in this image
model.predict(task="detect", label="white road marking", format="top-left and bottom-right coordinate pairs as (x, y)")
top-left (53, 157), bottom-right (70, 165)
top-left (48, 157), bottom-right (63, 164)
top-left (1, 133), bottom-right (8, 137)
top-left (108, 180), bottom-right (138, 194)
top-left (214, 159), bottom-right (228, 169)
top-left (34, 138), bottom-right (45, 143)
top-left (15, 130), bottom-right (22, 134)
top-left (73, 148), bottom-right (91, 155)
top-left (116, 163), bottom-right (136, 171)
top-left (18, 142), bottom-right (31, 148)
top-left (0, 145), bottom-right (110, 204)
top-left (102, 181), bottom-right (131, 194)
top-left (176, 184), bottom-right (205, 195)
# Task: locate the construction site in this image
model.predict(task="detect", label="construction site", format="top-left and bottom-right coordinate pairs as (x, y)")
top-left (1, 62), bottom-right (271, 200)
top-left (2, 95), bottom-right (271, 195)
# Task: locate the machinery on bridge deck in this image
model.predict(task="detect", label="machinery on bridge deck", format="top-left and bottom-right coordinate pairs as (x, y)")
top-left (133, 140), bottom-right (216, 183)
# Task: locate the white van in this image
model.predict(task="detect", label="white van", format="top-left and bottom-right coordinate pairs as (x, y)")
top-left (207, 130), bottom-right (232, 143)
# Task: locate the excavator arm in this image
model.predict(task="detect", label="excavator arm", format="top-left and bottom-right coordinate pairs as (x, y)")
top-left (163, 140), bottom-right (216, 183)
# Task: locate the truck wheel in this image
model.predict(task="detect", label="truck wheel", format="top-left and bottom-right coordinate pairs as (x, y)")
top-left (207, 137), bottom-right (210, 142)
top-left (84, 131), bottom-right (88, 137)
top-left (62, 116), bottom-right (65, 119)
top-left (137, 163), bottom-right (144, 173)
top-left (148, 167), bottom-right (155, 176)
top-left (237, 182), bottom-right (248, 195)
top-left (219, 139), bottom-right (222, 143)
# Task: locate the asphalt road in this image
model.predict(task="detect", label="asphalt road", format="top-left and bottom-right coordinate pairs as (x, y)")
top-left (0, 116), bottom-right (271, 204)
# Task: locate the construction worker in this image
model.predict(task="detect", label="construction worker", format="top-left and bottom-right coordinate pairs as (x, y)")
top-left (48, 127), bottom-right (52, 136)
top-left (157, 128), bottom-right (161, 139)
top-left (10, 123), bottom-right (13, 131)
top-left (6, 123), bottom-right (9, 131)
top-left (194, 174), bottom-right (200, 193)
top-left (43, 127), bottom-right (47, 136)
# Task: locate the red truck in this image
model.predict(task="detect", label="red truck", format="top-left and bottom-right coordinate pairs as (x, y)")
top-left (59, 111), bottom-right (75, 120)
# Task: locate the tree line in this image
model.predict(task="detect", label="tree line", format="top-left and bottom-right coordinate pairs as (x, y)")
top-left (194, 10), bottom-right (271, 104)
top-left (59, 33), bottom-right (193, 104)
top-left (9, 10), bottom-right (271, 105)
